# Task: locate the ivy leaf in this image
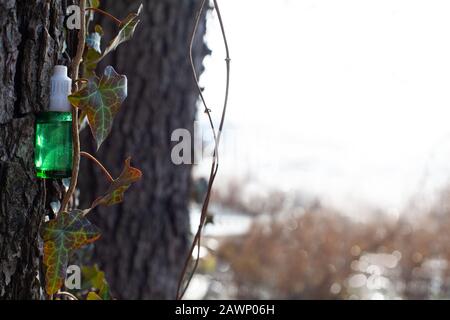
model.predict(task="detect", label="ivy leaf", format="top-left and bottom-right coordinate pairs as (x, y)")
top-left (92, 157), bottom-right (142, 208)
top-left (83, 5), bottom-right (142, 78)
top-left (83, 47), bottom-right (102, 78)
top-left (83, 34), bottom-right (102, 78)
top-left (83, 30), bottom-right (103, 78)
top-left (69, 66), bottom-right (128, 150)
top-left (87, 292), bottom-right (103, 300)
top-left (83, 24), bottom-right (104, 78)
top-left (43, 210), bottom-right (101, 295)
top-left (82, 265), bottom-right (111, 300)
top-left (98, 282), bottom-right (111, 300)
top-left (86, 32), bottom-right (101, 54)
top-left (90, 0), bottom-right (100, 9)
top-left (82, 265), bottom-right (105, 290)
top-left (102, 4), bottom-right (143, 59)
top-left (95, 24), bottom-right (104, 36)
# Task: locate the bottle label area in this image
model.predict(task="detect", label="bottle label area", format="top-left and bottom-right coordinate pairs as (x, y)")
top-left (35, 112), bottom-right (73, 179)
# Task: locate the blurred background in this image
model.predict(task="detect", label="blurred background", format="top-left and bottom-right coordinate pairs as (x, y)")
top-left (184, 0), bottom-right (450, 299)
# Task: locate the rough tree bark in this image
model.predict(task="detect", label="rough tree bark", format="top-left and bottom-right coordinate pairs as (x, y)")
top-left (78, 0), bottom-right (208, 299)
top-left (0, 0), bottom-right (66, 299)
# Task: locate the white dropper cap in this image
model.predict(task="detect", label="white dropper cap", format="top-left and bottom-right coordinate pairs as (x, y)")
top-left (49, 65), bottom-right (72, 112)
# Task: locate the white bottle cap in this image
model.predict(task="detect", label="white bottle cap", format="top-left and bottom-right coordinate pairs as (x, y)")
top-left (49, 65), bottom-right (72, 112)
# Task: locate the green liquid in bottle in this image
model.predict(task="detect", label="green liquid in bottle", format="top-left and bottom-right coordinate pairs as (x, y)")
top-left (35, 111), bottom-right (73, 179)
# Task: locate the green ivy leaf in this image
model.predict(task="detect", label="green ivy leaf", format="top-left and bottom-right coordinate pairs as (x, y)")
top-left (82, 5), bottom-right (142, 78)
top-left (43, 210), bottom-right (101, 295)
top-left (82, 265), bottom-right (105, 290)
top-left (92, 157), bottom-right (142, 208)
top-left (83, 29), bottom-right (103, 78)
top-left (102, 4), bottom-right (143, 59)
top-left (95, 24), bottom-right (104, 36)
top-left (98, 282), bottom-right (111, 300)
top-left (69, 66), bottom-right (128, 150)
top-left (90, 0), bottom-right (100, 9)
top-left (82, 265), bottom-right (111, 300)
top-left (87, 292), bottom-right (103, 300)
top-left (86, 32), bottom-right (102, 54)
top-left (83, 47), bottom-right (102, 78)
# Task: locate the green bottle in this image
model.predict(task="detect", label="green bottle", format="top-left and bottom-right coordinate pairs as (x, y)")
top-left (35, 66), bottom-right (73, 179)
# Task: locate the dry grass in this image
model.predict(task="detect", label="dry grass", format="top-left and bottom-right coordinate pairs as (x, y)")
top-left (214, 184), bottom-right (450, 299)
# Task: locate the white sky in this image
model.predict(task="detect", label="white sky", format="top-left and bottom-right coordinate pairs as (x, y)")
top-left (198, 0), bottom-right (450, 215)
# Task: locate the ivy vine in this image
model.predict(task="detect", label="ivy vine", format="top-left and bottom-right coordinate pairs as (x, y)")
top-left (42, 0), bottom-right (143, 299)
top-left (41, 0), bottom-right (230, 301)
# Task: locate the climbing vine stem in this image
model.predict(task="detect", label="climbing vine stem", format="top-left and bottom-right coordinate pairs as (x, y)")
top-left (85, 7), bottom-right (121, 25)
top-left (176, 0), bottom-right (230, 300)
top-left (80, 151), bottom-right (114, 182)
top-left (60, 0), bottom-right (86, 214)
top-left (42, 0), bottom-right (143, 299)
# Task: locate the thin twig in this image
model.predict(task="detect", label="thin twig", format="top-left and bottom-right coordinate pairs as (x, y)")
top-left (189, 0), bottom-right (218, 146)
top-left (85, 7), bottom-right (121, 25)
top-left (60, 0), bottom-right (86, 214)
top-left (176, 0), bottom-right (230, 300)
top-left (73, 78), bottom-right (88, 87)
top-left (80, 151), bottom-right (114, 182)
top-left (176, 0), bottom-right (209, 299)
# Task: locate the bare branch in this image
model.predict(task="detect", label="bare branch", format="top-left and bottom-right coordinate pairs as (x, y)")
top-left (177, 0), bottom-right (231, 300)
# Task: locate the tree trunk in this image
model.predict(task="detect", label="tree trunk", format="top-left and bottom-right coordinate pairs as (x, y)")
top-left (0, 0), bottom-right (66, 299)
top-left (78, 0), bottom-right (208, 299)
